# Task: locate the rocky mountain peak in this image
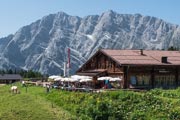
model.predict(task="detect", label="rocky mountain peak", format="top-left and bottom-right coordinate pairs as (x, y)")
top-left (0, 11), bottom-right (180, 75)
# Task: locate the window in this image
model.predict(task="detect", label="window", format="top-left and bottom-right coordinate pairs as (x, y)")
top-left (143, 75), bottom-right (150, 85)
top-left (169, 75), bottom-right (175, 86)
top-left (98, 60), bottom-right (101, 68)
top-left (155, 75), bottom-right (175, 88)
top-left (130, 75), bottom-right (150, 86)
top-left (108, 61), bottom-right (113, 68)
top-left (137, 76), bottom-right (143, 85)
top-left (130, 76), bottom-right (137, 85)
top-left (91, 62), bottom-right (95, 68)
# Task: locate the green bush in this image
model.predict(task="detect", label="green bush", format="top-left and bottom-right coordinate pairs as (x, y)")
top-left (169, 110), bottom-right (180, 120)
top-left (130, 111), bottom-right (146, 120)
top-left (42, 89), bottom-right (180, 120)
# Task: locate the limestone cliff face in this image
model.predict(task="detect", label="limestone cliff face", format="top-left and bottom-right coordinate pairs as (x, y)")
top-left (0, 10), bottom-right (180, 74)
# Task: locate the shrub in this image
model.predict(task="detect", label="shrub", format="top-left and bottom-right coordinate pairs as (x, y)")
top-left (130, 111), bottom-right (146, 120)
top-left (169, 110), bottom-right (180, 120)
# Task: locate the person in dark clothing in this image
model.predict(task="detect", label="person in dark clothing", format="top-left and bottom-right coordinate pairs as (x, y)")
top-left (46, 84), bottom-right (50, 93)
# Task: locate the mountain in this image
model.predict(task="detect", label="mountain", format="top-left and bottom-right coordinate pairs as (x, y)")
top-left (0, 10), bottom-right (180, 75)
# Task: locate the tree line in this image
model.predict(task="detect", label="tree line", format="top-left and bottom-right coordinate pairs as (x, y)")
top-left (0, 69), bottom-right (44, 78)
top-left (168, 46), bottom-right (179, 51)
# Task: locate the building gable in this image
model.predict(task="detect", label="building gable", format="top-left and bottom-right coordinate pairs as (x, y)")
top-left (77, 49), bottom-right (122, 74)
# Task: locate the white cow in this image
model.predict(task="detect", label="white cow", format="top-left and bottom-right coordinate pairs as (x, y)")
top-left (11, 86), bottom-right (18, 94)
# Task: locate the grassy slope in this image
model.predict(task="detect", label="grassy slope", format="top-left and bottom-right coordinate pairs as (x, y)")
top-left (0, 84), bottom-right (76, 120)
top-left (2, 83), bottom-right (180, 120)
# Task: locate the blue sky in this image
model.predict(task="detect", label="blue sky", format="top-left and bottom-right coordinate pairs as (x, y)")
top-left (0, 0), bottom-right (179, 37)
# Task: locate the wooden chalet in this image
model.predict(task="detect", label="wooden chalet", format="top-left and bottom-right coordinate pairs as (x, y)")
top-left (76, 49), bottom-right (180, 89)
top-left (0, 74), bottom-right (22, 84)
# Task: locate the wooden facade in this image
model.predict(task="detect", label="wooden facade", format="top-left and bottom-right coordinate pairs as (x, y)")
top-left (126, 65), bottom-right (179, 89)
top-left (77, 49), bottom-right (180, 89)
top-left (77, 52), bottom-right (124, 88)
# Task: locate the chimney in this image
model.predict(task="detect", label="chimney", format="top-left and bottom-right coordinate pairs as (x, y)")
top-left (140, 49), bottom-right (143, 55)
top-left (161, 56), bottom-right (168, 63)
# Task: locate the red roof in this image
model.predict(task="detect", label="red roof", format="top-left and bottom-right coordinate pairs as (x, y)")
top-left (101, 49), bottom-right (180, 65)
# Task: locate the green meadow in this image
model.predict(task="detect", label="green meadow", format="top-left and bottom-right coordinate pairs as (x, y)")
top-left (0, 84), bottom-right (76, 120)
top-left (1, 83), bottom-right (180, 120)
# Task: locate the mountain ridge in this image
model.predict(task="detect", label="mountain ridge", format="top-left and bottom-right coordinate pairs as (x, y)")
top-left (0, 10), bottom-right (180, 75)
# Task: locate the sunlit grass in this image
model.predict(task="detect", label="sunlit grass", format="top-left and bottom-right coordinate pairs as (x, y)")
top-left (1, 83), bottom-right (180, 120)
top-left (0, 83), bottom-right (76, 120)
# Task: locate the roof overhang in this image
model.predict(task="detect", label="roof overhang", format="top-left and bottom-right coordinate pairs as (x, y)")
top-left (76, 69), bottom-right (107, 77)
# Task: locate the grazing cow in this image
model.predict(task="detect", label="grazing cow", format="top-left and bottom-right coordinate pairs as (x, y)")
top-left (11, 86), bottom-right (18, 94)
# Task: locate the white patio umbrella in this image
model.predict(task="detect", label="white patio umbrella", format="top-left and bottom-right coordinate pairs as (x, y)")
top-left (71, 75), bottom-right (81, 79)
top-left (71, 75), bottom-right (92, 80)
top-left (61, 77), bottom-right (70, 82)
top-left (49, 75), bottom-right (60, 80)
top-left (109, 77), bottom-right (122, 82)
top-left (80, 78), bottom-right (93, 82)
top-left (97, 76), bottom-right (112, 81)
top-left (54, 77), bottom-right (62, 81)
top-left (69, 78), bottom-right (79, 82)
top-left (80, 76), bottom-right (92, 79)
